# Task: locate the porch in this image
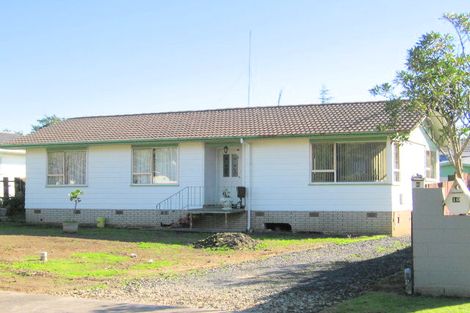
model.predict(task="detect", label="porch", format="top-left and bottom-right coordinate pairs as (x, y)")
top-left (155, 141), bottom-right (250, 231)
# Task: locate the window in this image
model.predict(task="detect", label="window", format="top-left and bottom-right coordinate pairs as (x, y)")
top-left (311, 142), bottom-right (387, 183)
top-left (222, 153), bottom-right (239, 178)
top-left (132, 147), bottom-right (178, 184)
top-left (47, 150), bottom-right (87, 185)
top-left (393, 142), bottom-right (400, 182)
top-left (425, 150), bottom-right (436, 179)
top-left (311, 143), bottom-right (335, 182)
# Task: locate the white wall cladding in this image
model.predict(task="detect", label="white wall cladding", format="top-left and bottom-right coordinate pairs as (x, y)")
top-left (0, 151), bottom-right (26, 179)
top-left (248, 138), bottom-right (392, 212)
top-left (391, 126), bottom-right (439, 212)
top-left (25, 128), bottom-right (434, 213)
top-left (25, 142), bottom-right (205, 210)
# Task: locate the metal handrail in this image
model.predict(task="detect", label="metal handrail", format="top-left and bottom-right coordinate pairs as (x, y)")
top-left (156, 186), bottom-right (204, 210)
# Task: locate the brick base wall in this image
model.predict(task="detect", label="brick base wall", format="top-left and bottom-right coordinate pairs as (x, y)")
top-left (25, 209), bottom-right (410, 235)
top-left (251, 210), bottom-right (396, 235)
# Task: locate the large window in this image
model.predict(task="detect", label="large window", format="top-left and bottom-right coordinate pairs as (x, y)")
top-left (311, 142), bottom-right (387, 183)
top-left (132, 147), bottom-right (178, 184)
top-left (425, 150), bottom-right (437, 179)
top-left (47, 150), bottom-right (87, 185)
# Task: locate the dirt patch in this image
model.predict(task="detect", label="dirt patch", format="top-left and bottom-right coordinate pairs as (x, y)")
top-left (193, 233), bottom-right (259, 250)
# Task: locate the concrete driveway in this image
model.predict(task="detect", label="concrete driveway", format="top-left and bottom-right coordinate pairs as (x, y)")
top-left (0, 291), bottom-right (221, 313)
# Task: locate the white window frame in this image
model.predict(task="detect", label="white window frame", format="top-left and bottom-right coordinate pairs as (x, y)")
top-left (392, 142), bottom-right (401, 183)
top-left (310, 141), bottom-right (388, 184)
top-left (131, 146), bottom-right (179, 186)
top-left (311, 143), bottom-right (336, 182)
top-left (46, 149), bottom-right (88, 186)
top-left (425, 150), bottom-right (437, 180)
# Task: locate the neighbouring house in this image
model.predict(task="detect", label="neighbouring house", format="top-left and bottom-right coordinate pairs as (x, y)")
top-left (2, 101), bottom-right (439, 235)
top-left (0, 132), bottom-right (26, 187)
top-left (440, 143), bottom-right (470, 181)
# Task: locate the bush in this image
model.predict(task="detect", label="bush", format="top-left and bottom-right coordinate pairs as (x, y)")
top-left (1, 191), bottom-right (25, 217)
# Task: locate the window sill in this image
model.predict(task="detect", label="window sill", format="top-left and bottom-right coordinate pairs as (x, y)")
top-left (130, 184), bottom-right (179, 187)
top-left (309, 182), bottom-right (391, 186)
top-left (46, 185), bottom-right (88, 188)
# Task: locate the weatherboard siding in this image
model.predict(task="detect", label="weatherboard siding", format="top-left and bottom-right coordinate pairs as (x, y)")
top-left (25, 132), bottom-right (435, 215)
top-left (248, 137), bottom-right (393, 212)
top-left (390, 127), bottom-right (439, 212)
top-left (25, 142), bottom-right (205, 210)
top-left (0, 151), bottom-right (26, 179)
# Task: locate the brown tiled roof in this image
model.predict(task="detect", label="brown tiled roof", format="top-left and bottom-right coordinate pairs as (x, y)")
top-left (5, 101), bottom-right (422, 146)
top-left (0, 132), bottom-right (21, 144)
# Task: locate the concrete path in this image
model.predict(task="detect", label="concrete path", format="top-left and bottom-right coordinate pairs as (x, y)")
top-left (0, 291), bottom-right (221, 313)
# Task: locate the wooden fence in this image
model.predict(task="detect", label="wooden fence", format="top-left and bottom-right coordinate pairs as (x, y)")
top-left (425, 173), bottom-right (470, 195)
top-left (1, 177), bottom-right (26, 200)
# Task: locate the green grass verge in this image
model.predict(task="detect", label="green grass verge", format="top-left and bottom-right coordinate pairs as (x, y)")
top-left (324, 292), bottom-right (470, 313)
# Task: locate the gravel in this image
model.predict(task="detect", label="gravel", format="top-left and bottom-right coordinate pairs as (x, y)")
top-left (70, 236), bottom-right (411, 313)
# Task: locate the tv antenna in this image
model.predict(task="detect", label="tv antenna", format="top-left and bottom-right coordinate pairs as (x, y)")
top-left (277, 89), bottom-right (283, 106)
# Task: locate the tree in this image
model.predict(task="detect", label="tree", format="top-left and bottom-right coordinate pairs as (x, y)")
top-left (370, 13), bottom-right (469, 178)
top-left (319, 85), bottom-right (333, 104)
top-left (32, 115), bottom-right (64, 132)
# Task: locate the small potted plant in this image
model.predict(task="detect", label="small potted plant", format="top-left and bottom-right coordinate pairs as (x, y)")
top-left (62, 189), bottom-right (83, 233)
top-left (220, 188), bottom-right (232, 210)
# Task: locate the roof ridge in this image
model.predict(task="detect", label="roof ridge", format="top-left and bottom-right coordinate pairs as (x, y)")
top-left (67, 100), bottom-right (389, 120)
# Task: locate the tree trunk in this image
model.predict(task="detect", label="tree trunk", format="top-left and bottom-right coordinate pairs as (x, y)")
top-left (454, 156), bottom-right (464, 179)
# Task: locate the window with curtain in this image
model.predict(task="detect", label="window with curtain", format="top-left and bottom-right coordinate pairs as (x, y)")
top-left (132, 146), bottom-right (178, 184)
top-left (393, 142), bottom-right (401, 182)
top-left (47, 150), bottom-right (87, 185)
top-left (311, 142), bottom-right (387, 183)
top-left (425, 150), bottom-right (436, 179)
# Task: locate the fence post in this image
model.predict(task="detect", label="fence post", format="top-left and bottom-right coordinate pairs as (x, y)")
top-left (14, 177), bottom-right (23, 195)
top-left (3, 177), bottom-right (9, 199)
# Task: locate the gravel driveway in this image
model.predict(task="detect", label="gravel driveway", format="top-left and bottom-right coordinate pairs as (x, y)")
top-left (75, 236), bottom-right (410, 313)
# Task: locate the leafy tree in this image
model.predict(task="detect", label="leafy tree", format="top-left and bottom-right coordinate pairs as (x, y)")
top-left (32, 115), bottom-right (64, 132)
top-left (2, 129), bottom-right (23, 135)
top-left (371, 13), bottom-right (469, 178)
top-left (319, 85), bottom-right (333, 104)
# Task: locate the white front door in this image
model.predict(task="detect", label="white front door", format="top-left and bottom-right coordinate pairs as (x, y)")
top-left (217, 146), bottom-right (242, 204)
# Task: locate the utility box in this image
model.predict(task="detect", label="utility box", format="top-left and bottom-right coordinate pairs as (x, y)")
top-left (444, 178), bottom-right (470, 215)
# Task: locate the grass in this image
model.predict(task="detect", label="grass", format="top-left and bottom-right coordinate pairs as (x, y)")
top-left (323, 292), bottom-right (470, 313)
top-left (0, 223), bottom-right (388, 293)
top-left (254, 234), bottom-right (385, 250)
top-left (12, 252), bottom-right (127, 278)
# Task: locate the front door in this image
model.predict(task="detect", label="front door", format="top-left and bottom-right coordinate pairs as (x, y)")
top-left (217, 146), bottom-right (242, 204)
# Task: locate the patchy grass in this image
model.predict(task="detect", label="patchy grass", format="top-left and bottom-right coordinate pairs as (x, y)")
top-left (322, 292), bottom-right (470, 313)
top-left (375, 241), bottom-right (409, 254)
top-left (12, 252), bottom-right (127, 278)
top-left (0, 223), bottom-right (385, 294)
top-left (131, 260), bottom-right (174, 270)
top-left (254, 234), bottom-right (386, 250)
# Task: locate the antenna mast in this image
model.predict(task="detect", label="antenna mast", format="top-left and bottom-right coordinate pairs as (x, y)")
top-left (247, 30), bottom-right (252, 107)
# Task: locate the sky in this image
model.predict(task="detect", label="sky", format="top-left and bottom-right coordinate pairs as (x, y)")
top-left (1, 0), bottom-right (468, 133)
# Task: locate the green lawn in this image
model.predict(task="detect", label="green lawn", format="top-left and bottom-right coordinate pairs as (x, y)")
top-left (323, 292), bottom-right (470, 313)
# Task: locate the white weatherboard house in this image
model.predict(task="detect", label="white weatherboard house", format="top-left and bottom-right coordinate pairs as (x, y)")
top-left (0, 132), bottom-right (26, 180)
top-left (3, 102), bottom-right (439, 235)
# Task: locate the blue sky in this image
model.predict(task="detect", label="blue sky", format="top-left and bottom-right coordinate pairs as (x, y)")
top-left (1, 1), bottom-right (468, 133)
